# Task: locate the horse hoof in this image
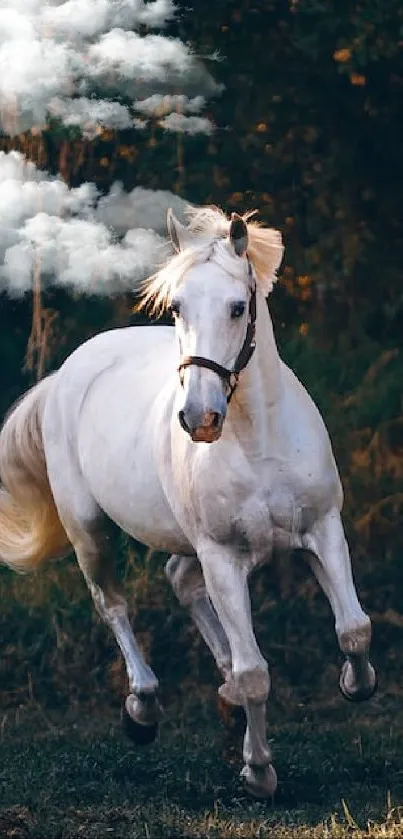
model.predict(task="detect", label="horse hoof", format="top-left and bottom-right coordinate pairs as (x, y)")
top-left (240, 764), bottom-right (278, 799)
top-left (217, 694), bottom-right (246, 734)
top-left (122, 704), bottom-right (158, 745)
top-left (122, 695), bottom-right (160, 746)
top-left (339, 661), bottom-right (378, 703)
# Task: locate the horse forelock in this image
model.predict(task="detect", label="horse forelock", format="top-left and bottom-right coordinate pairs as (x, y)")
top-left (138, 205), bottom-right (284, 317)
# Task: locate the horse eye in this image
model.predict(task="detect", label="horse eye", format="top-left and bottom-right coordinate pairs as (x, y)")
top-left (231, 301), bottom-right (246, 319)
top-left (170, 299), bottom-right (181, 317)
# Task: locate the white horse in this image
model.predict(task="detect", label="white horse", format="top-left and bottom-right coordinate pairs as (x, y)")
top-left (0, 206), bottom-right (376, 798)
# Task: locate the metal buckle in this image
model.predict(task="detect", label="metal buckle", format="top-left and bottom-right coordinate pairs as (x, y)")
top-left (227, 372), bottom-right (239, 403)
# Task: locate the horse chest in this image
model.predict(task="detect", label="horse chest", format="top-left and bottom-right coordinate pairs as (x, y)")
top-left (191, 453), bottom-right (335, 561)
top-left (196, 487), bottom-right (271, 559)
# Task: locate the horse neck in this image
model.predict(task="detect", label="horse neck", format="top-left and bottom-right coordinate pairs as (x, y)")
top-left (230, 291), bottom-right (282, 449)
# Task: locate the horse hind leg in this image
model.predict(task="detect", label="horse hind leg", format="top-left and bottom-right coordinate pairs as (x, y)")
top-left (47, 451), bottom-right (161, 743)
top-left (166, 555), bottom-right (232, 676)
top-left (73, 519), bottom-right (162, 745)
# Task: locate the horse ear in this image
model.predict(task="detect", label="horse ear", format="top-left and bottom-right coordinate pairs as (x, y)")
top-left (229, 212), bottom-right (248, 257)
top-left (167, 208), bottom-right (192, 253)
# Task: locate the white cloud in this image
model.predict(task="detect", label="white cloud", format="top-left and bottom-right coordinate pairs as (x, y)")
top-left (0, 0), bottom-right (220, 136)
top-left (95, 182), bottom-right (188, 235)
top-left (133, 94), bottom-right (205, 117)
top-left (0, 38), bottom-right (83, 133)
top-left (87, 30), bottom-right (193, 83)
top-left (160, 113), bottom-right (214, 135)
top-left (48, 97), bottom-right (134, 138)
top-left (5, 214), bottom-right (165, 295)
top-left (0, 150), bottom-right (189, 296)
top-left (41, 0), bottom-right (176, 38)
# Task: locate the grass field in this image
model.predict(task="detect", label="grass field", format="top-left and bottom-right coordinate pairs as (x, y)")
top-left (1, 535), bottom-right (403, 838)
top-left (1, 695), bottom-right (403, 838)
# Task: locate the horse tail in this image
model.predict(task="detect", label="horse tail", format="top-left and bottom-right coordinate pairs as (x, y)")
top-left (0, 375), bottom-right (70, 573)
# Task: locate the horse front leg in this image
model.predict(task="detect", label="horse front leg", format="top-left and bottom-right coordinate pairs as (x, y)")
top-left (197, 539), bottom-right (277, 799)
top-left (165, 554), bottom-right (244, 709)
top-left (303, 508), bottom-right (377, 702)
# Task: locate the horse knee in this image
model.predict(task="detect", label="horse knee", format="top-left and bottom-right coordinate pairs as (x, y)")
top-left (165, 554), bottom-right (204, 606)
top-left (234, 666), bottom-right (271, 704)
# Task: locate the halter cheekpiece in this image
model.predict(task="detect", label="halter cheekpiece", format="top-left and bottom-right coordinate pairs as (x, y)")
top-left (178, 257), bottom-right (257, 404)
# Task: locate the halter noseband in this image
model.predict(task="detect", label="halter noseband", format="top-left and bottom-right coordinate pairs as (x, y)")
top-left (178, 258), bottom-right (257, 404)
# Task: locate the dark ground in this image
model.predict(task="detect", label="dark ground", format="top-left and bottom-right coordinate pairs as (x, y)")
top-left (1, 524), bottom-right (403, 838)
top-left (1, 690), bottom-right (403, 838)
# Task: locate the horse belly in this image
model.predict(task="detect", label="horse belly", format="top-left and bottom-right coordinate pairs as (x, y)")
top-left (82, 439), bottom-right (192, 554)
top-left (102, 491), bottom-right (192, 555)
top-left (76, 363), bottom-right (192, 555)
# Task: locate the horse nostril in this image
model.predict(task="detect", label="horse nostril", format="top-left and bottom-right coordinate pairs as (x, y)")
top-left (178, 410), bottom-right (190, 433)
top-left (210, 412), bottom-right (222, 430)
top-left (179, 408), bottom-right (223, 436)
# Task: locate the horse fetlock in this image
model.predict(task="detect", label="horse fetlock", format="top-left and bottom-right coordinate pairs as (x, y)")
top-left (129, 660), bottom-right (159, 696)
top-left (233, 667), bottom-right (270, 703)
top-left (243, 729), bottom-right (272, 768)
top-left (338, 619), bottom-right (371, 657)
top-left (240, 763), bottom-right (278, 799)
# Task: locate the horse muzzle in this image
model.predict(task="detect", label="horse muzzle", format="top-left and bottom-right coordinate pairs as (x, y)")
top-left (178, 407), bottom-right (225, 443)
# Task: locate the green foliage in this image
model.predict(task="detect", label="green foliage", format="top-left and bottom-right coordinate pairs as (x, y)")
top-left (44, 117), bottom-right (84, 143)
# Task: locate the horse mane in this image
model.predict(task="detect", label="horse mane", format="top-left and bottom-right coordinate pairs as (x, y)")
top-left (138, 205), bottom-right (284, 317)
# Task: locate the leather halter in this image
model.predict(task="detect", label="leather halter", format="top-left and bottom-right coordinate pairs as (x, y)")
top-left (178, 258), bottom-right (257, 404)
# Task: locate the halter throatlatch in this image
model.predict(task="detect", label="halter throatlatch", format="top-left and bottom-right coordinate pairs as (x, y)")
top-left (178, 258), bottom-right (257, 404)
